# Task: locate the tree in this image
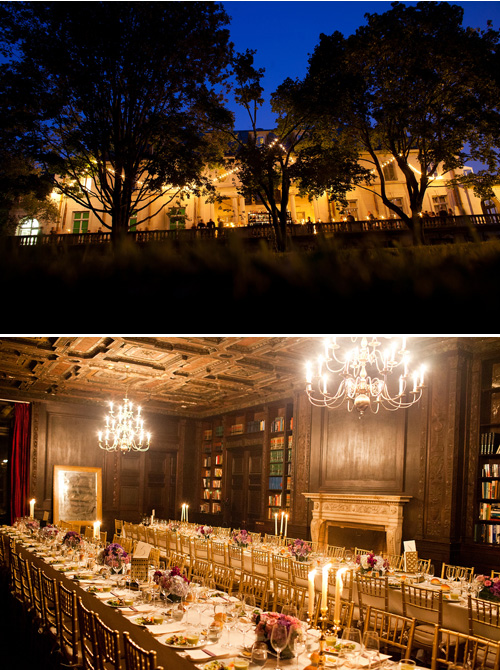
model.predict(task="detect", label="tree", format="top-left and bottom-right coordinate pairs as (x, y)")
top-left (221, 51), bottom-right (368, 251)
top-left (0, 2), bottom-right (233, 242)
top-left (302, 1), bottom-right (500, 244)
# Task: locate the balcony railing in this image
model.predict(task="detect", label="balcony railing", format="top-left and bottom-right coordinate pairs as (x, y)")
top-left (9, 213), bottom-right (500, 248)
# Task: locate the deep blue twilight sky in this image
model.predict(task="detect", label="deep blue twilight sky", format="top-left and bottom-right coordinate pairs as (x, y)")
top-left (221, 1), bottom-right (500, 129)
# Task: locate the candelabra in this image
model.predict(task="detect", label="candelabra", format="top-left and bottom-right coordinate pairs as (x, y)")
top-left (98, 396), bottom-right (151, 452)
top-left (305, 336), bottom-right (425, 416)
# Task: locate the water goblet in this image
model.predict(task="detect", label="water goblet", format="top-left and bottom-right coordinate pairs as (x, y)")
top-left (341, 627), bottom-right (362, 668)
top-left (251, 642), bottom-right (268, 666)
top-left (270, 621), bottom-right (290, 670)
top-left (362, 631), bottom-right (380, 668)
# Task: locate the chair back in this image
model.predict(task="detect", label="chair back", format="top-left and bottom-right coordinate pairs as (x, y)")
top-left (149, 547), bottom-right (161, 569)
top-left (272, 554), bottom-right (291, 581)
top-left (384, 553), bottom-right (404, 571)
top-left (211, 540), bottom-right (228, 566)
top-left (189, 559), bottom-right (212, 585)
top-left (57, 581), bottom-right (80, 666)
top-left (238, 573), bottom-right (270, 609)
top-left (120, 537), bottom-right (133, 554)
top-left (291, 560), bottom-right (310, 586)
top-left (146, 527), bottom-right (157, 546)
top-left (114, 519), bottom-right (124, 536)
top-left (401, 583), bottom-right (443, 626)
top-left (123, 630), bottom-right (160, 670)
top-left (77, 597), bottom-right (99, 670)
top-left (168, 552), bottom-right (186, 572)
top-left (94, 613), bottom-right (123, 670)
top-left (326, 545), bottom-right (346, 559)
top-left (18, 553), bottom-right (33, 609)
top-left (431, 626), bottom-right (500, 670)
top-left (356, 573), bottom-right (389, 620)
top-left (468, 595), bottom-right (500, 639)
top-left (40, 570), bottom-right (59, 634)
top-left (227, 545), bottom-right (244, 572)
top-left (355, 547), bottom-right (373, 556)
top-left (29, 562), bottom-right (45, 627)
top-left (193, 538), bottom-right (210, 561)
top-left (329, 568), bottom-right (354, 602)
top-left (251, 548), bottom-right (271, 578)
top-left (363, 606), bottom-right (415, 659)
top-left (84, 526), bottom-right (95, 541)
top-left (211, 564), bottom-right (235, 593)
top-left (314, 596), bottom-right (354, 630)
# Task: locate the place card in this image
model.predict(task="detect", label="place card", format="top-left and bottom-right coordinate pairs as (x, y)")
top-left (183, 645), bottom-right (231, 661)
top-left (133, 541), bottom-right (152, 558)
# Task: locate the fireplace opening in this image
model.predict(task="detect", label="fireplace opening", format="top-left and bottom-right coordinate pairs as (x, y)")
top-left (327, 524), bottom-right (387, 554)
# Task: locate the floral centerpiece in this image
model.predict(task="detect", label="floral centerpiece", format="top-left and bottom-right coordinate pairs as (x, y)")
top-left (40, 524), bottom-right (59, 540)
top-left (288, 538), bottom-right (312, 562)
top-left (475, 575), bottom-right (500, 602)
top-left (356, 552), bottom-right (389, 574)
top-left (98, 543), bottom-right (130, 572)
top-left (232, 529), bottom-right (252, 547)
top-left (26, 519), bottom-right (40, 533)
top-left (253, 611), bottom-right (302, 658)
top-left (153, 566), bottom-right (190, 601)
top-left (196, 524), bottom-right (213, 540)
top-left (61, 530), bottom-right (83, 548)
top-left (167, 521), bottom-right (180, 532)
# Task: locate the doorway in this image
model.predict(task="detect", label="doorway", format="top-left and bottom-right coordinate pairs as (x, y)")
top-left (227, 446), bottom-right (262, 529)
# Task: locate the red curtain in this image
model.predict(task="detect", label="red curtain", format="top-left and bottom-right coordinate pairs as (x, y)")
top-left (10, 403), bottom-right (31, 523)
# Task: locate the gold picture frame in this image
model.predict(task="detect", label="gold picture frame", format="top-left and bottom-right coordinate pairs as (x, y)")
top-left (53, 465), bottom-right (102, 526)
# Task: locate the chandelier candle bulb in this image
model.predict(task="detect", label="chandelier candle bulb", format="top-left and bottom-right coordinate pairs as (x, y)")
top-left (308, 569), bottom-right (316, 619)
top-left (29, 498), bottom-right (35, 518)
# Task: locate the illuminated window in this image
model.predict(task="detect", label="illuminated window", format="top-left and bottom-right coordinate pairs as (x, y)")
top-left (72, 211), bottom-right (89, 233)
top-left (383, 162), bottom-right (397, 181)
top-left (432, 195), bottom-right (448, 213)
top-left (16, 218), bottom-right (40, 236)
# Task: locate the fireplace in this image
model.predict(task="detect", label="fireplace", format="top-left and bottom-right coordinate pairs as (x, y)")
top-left (303, 493), bottom-right (411, 555)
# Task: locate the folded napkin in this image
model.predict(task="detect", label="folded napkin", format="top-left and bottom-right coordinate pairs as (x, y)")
top-left (145, 622), bottom-right (184, 636)
top-left (183, 645), bottom-right (231, 661)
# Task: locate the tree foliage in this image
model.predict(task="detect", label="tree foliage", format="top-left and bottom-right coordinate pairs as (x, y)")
top-left (222, 51), bottom-right (368, 251)
top-left (0, 1), bottom-right (234, 240)
top-left (302, 1), bottom-right (500, 243)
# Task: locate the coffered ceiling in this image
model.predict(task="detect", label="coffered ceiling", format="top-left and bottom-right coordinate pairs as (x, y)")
top-left (0, 336), bottom-right (325, 417)
top-left (0, 335), bottom-right (495, 418)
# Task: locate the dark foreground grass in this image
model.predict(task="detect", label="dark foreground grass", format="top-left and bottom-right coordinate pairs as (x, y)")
top-left (2, 236), bottom-right (499, 330)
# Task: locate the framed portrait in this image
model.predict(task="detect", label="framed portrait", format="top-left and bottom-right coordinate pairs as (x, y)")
top-left (53, 465), bottom-right (102, 526)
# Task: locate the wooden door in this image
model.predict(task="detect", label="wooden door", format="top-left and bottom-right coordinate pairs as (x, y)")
top-left (227, 446), bottom-right (262, 529)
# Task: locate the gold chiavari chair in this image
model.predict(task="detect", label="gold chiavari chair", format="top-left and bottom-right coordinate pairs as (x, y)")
top-left (156, 530), bottom-right (169, 563)
top-left (313, 595), bottom-right (354, 631)
top-left (249, 532), bottom-right (261, 544)
top-left (69, 523), bottom-right (82, 534)
top-left (492, 571), bottom-right (500, 579)
top-left (114, 519), bottom-right (124, 536)
top-left (100, 531), bottom-right (108, 545)
top-left (166, 531), bottom-right (178, 554)
top-left (168, 552), bottom-right (186, 572)
top-left (264, 533), bottom-right (281, 547)
top-left (326, 545), bottom-right (346, 560)
top-left (40, 570), bottom-right (60, 649)
top-left (179, 534), bottom-right (193, 563)
top-left (418, 558), bottom-right (432, 574)
top-left (356, 573), bottom-right (389, 627)
top-left (137, 526), bottom-right (148, 543)
top-left (227, 544), bottom-right (244, 578)
top-left (85, 526), bottom-right (95, 542)
top-left (94, 613), bottom-right (123, 670)
top-left (468, 595), bottom-right (500, 640)
top-left (77, 597), bottom-right (99, 670)
top-left (384, 553), bottom-right (404, 571)
top-left (149, 547), bottom-right (162, 569)
top-left (272, 554), bottom-right (291, 582)
top-left (146, 527), bottom-right (157, 546)
top-left (291, 559), bottom-right (310, 588)
top-left (18, 552), bottom-right (34, 613)
top-left (130, 557), bottom-right (149, 583)
top-left (355, 547), bottom-right (373, 556)
top-left (431, 626), bottom-right (500, 670)
top-left (189, 558), bottom-right (213, 585)
top-left (120, 537), bottom-right (133, 555)
top-left (123, 522), bottom-right (133, 539)
top-left (193, 537), bottom-right (210, 561)
top-left (29, 562), bottom-right (45, 631)
top-left (363, 606), bottom-right (416, 660)
top-left (211, 564), bottom-right (235, 593)
top-left (401, 583), bottom-right (443, 658)
top-left (251, 547), bottom-right (271, 578)
top-left (9, 550), bottom-right (24, 604)
top-left (211, 540), bottom-right (228, 566)
top-left (57, 581), bottom-right (81, 667)
top-left (441, 563), bottom-right (474, 582)
top-left (237, 572), bottom-right (270, 609)
top-left (123, 631), bottom-right (164, 670)
top-left (272, 578), bottom-right (292, 612)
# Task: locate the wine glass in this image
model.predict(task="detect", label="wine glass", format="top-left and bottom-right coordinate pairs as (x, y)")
top-left (251, 642), bottom-right (268, 666)
top-left (224, 600), bottom-right (238, 648)
top-left (362, 631), bottom-right (380, 668)
top-left (340, 627), bottom-right (361, 668)
top-left (291, 625), bottom-right (307, 667)
top-left (270, 621), bottom-right (290, 670)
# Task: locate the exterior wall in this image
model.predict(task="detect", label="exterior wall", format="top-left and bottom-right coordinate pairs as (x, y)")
top-left (33, 152), bottom-right (485, 235)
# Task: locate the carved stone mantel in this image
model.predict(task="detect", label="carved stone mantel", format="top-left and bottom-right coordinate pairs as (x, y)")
top-left (303, 492), bottom-right (411, 555)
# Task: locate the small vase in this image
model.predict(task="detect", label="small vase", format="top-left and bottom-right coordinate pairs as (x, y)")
top-left (478, 587), bottom-right (500, 603)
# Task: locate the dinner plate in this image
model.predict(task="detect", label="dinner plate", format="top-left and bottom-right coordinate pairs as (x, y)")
top-left (163, 634), bottom-right (205, 649)
top-left (201, 661), bottom-right (232, 670)
top-left (324, 640), bottom-right (361, 655)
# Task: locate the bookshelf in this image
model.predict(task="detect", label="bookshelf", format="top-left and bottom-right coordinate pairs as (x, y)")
top-left (267, 402), bottom-right (294, 525)
top-left (475, 358), bottom-right (500, 545)
top-left (200, 422), bottom-right (224, 515)
top-left (197, 400), bottom-right (294, 529)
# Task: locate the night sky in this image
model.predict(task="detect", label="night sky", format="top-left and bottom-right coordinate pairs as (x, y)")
top-left (222, 0), bottom-right (500, 129)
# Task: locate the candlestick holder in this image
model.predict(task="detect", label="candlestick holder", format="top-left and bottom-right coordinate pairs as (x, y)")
top-left (317, 608), bottom-right (328, 670)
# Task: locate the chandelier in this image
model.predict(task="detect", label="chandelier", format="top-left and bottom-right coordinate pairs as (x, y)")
top-left (98, 396), bottom-right (151, 452)
top-left (305, 336), bottom-right (425, 416)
